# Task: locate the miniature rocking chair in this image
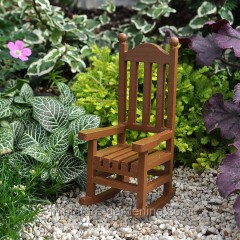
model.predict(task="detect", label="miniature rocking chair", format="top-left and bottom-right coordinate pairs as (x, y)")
top-left (79, 33), bottom-right (179, 217)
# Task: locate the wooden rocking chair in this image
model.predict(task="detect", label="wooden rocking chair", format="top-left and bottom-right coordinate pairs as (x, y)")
top-left (79, 33), bottom-right (179, 217)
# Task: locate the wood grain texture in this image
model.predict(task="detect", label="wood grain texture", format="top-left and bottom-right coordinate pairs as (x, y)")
top-left (79, 33), bottom-right (179, 217)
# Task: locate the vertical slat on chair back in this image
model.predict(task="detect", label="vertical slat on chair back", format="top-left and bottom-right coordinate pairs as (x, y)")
top-left (118, 33), bottom-right (178, 133)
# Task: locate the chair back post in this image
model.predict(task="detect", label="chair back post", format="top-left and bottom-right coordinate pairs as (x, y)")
top-left (118, 33), bottom-right (128, 144)
top-left (166, 37), bottom-right (179, 131)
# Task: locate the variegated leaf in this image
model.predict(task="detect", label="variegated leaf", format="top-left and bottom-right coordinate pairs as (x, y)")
top-left (55, 153), bottom-right (85, 183)
top-left (44, 128), bottom-right (70, 154)
top-left (0, 127), bottom-right (13, 155)
top-left (79, 114), bottom-right (101, 130)
top-left (10, 121), bottom-right (25, 143)
top-left (11, 105), bottom-right (31, 118)
top-left (9, 153), bottom-right (38, 176)
top-left (35, 0), bottom-right (51, 11)
top-left (18, 123), bottom-right (47, 149)
top-left (31, 97), bottom-right (69, 132)
top-left (57, 83), bottom-right (76, 107)
top-left (68, 106), bottom-right (86, 120)
top-left (0, 107), bottom-right (11, 119)
top-left (22, 144), bottom-right (49, 163)
top-left (20, 83), bottom-right (34, 101)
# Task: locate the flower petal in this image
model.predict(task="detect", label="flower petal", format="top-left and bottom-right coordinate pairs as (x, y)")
top-left (19, 55), bottom-right (28, 61)
top-left (22, 48), bottom-right (32, 57)
top-left (15, 40), bottom-right (24, 50)
top-left (10, 50), bottom-right (19, 59)
top-left (7, 42), bottom-right (15, 51)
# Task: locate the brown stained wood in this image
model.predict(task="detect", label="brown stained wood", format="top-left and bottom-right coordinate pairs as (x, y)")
top-left (142, 63), bottom-right (152, 126)
top-left (128, 62), bottom-right (139, 124)
top-left (124, 43), bottom-right (169, 64)
top-left (132, 129), bottom-right (173, 152)
top-left (155, 64), bottom-right (166, 129)
top-left (79, 124), bottom-right (125, 141)
top-left (79, 33), bottom-right (179, 217)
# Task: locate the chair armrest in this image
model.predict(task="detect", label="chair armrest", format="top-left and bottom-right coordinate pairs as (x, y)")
top-left (78, 124), bottom-right (125, 141)
top-left (132, 129), bottom-right (174, 152)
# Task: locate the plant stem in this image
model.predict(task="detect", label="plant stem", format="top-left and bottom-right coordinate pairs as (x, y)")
top-left (220, 56), bottom-right (240, 69)
top-left (32, 0), bottom-right (51, 31)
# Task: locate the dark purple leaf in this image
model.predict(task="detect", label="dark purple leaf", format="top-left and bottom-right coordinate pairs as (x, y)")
top-left (203, 93), bottom-right (240, 140)
top-left (178, 37), bottom-right (191, 48)
top-left (189, 34), bottom-right (222, 66)
top-left (213, 24), bottom-right (240, 57)
top-left (234, 196), bottom-right (240, 229)
top-left (234, 83), bottom-right (240, 105)
top-left (203, 19), bottom-right (229, 33)
top-left (217, 141), bottom-right (240, 198)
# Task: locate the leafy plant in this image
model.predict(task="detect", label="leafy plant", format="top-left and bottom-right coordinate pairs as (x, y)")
top-left (0, 81), bottom-right (100, 185)
top-left (71, 45), bottom-right (234, 170)
top-left (203, 83), bottom-right (240, 229)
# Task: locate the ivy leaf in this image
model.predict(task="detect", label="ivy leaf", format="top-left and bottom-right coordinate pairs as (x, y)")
top-left (57, 83), bottom-right (76, 107)
top-left (31, 97), bottom-right (69, 132)
top-left (0, 127), bottom-right (13, 155)
top-left (197, 1), bottom-right (217, 17)
top-left (44, 128), bottom-right (70, 155)
top-left (203, 93), bottom-right (240, 140)
top-left (189, 34), bottom-right (222, 66)
top-left (18, 123), bottom-right (48, 149)
top-left (213, 24), bottom-right (240, 57)
top-left (55, 153), bottom-right (85, 183)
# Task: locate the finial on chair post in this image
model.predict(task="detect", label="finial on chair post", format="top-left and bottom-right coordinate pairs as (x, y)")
top-left (169, 37), bottom-right (179, 48)
top-left (118, 33), bottom-right (127, 43)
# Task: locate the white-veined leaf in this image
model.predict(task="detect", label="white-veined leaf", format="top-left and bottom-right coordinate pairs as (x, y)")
top-left (31, 97), bottom-right (69, 132)
top-left (0, 98), bottom-right (13, 109)
top-left (0, 107), bottom-right (11, 119)
top-left (44, 128), bottom-right (70, 154)
top-left (22, 144), bottom-right (49, 163)
top-left (10, 121), bottom-right (25, 143)
top-left (0, 127), bottom-right (13, 155)
top-left (74, 170), bottom-right (87, 189)
top-left (68, 106), bottom-right (86, 120)
top-left (11, 105), bottom-right (31, 118)
top-left (55, 153), bottom-right (85, 183)
top-left (18, 123), bottom-right (47, 149)
top-left (20, 83), bottom-right (34, 101)
top-left (57, 83), bottom-right (76, 106)
top-left (79, 114), bottom-right (101, 130)
top-left (9, 153), bottom-right (38, 177)
top-left (14, 96), bottom-right (26, 104)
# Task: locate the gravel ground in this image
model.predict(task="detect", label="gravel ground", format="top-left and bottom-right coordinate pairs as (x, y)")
top-left (21, 167), bottom-right (240, 239)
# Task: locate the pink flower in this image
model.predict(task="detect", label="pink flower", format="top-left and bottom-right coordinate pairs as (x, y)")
top-left (7, 40), bottom-right (32, 61)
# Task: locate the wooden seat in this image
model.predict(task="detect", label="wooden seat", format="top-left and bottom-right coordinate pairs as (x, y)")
top-left (78, 33), bottom-right (179, 217)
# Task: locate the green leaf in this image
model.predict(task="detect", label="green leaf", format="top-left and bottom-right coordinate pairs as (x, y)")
top-left (20, 83), bottom-right (34, 101)
top-left (9, 153), bottom-right (38, 177)
top-left (55, 153), bottom-right (85, 183)
top-left (31, 97), bottom-right (69, 132)
top-left (219, 7), bottom-right (234, 24)
top-left (22, 144), bottom-right (49, 163)
top-left (10, 121), bottom-right (25, 143)
top-left (0, 127), bottom-right (13, 155)
top-left (197, 1), bottom-right (217, 17)
top-left (68, 106), bottom-right (86, 120)
top-left (51, 29), bottom-right (62, 45)
top-left (0, 107), bottom-right (11, 119)
top-left (0, 98), bottom-right (13, 109)
top-left (35, 0), bottom-right (51, 10)
top-left (189, 16), bottom-right (208, 29)
top-left (14, 96), bottom-right (26, 104)
top-left (99, 13), bottom-right (110, 25)
top-left (44, 128), bottom-right (70, 155)
top-left (152, 7), bottom-right (163, 19)
top-left (11, 105), bottom-right (31, 118)
top-left (18, 123), bottom-right (47, 149)
top-left (57, 82), bottom-right (76, 107)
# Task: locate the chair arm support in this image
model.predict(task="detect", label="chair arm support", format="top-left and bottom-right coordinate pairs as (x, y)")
top-left (78, 124), bottom-right (125, 141)
top-left (132, 129), bottom-right (174, 152)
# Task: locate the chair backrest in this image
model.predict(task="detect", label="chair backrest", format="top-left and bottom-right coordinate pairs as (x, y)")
top-left (118, 33), bottom-right (179, 133)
